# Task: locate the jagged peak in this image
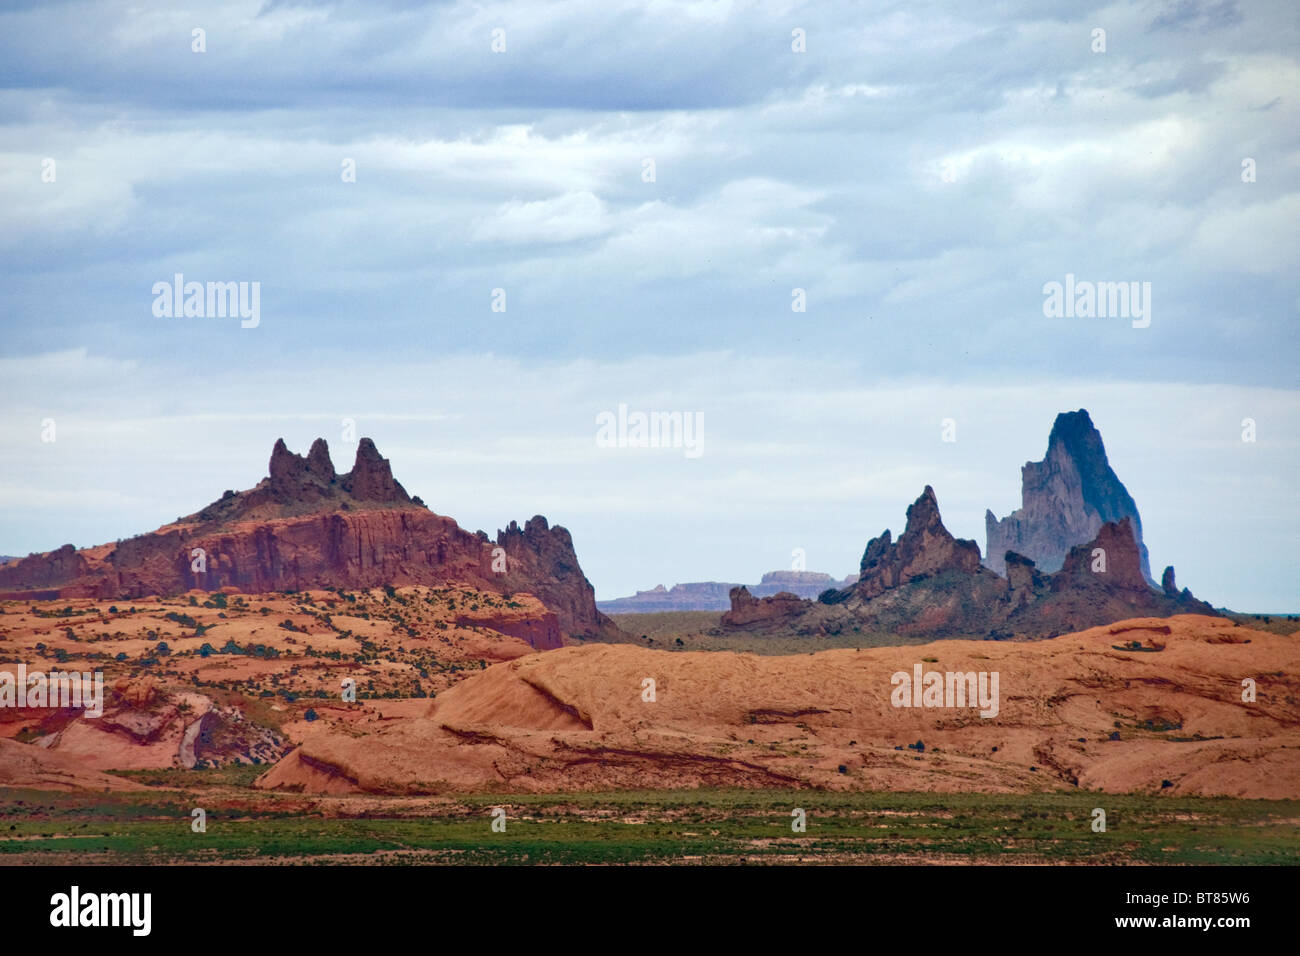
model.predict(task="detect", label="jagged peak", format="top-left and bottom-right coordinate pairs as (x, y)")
top-left (986, 410), bottom-right (1152, 583)
top-left (178, 436), bottom-right (416, 525)
top-left (904, 485), bottom-right (943, 536)
top-left (353, 436), bottom-right (383, 466)
top-left (267, 437), bottom-right (342, 491)
top-left (1047, 408), bottom-right (1096, 444)
top-left (341, 438), bottom-right (409, 503)
top-left (268, 437), bottom-right (297, 480)
top-left (853, 487), bottom-right (983, 599)
top-left (498, 515), bottom-right (558, 545)
top-left (306, 438), bottom-right (335, 481)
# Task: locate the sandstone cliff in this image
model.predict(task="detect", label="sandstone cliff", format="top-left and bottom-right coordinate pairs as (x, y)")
top-left (0, 439), bottom-right (619, 641)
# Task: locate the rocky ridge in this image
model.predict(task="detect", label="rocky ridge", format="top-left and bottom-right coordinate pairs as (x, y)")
top-left (0, 439), bottom-right (620, 640)
top-left (722, 486), bottom-right (1214, 638)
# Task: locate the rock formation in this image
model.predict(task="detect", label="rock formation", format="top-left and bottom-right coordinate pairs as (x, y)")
top-left (721, 486), bottom-right (1215, 639)
top-left (0, 438), bottom-right (620, 641)
top-left (857, 486), bottom-right (983, 599)
top-left (254, 614), bottom-right (1300, 798)
top-left (984, 409), bottom-right (1153, 583)
top-left (1053, 517), bottom-right (1149, 591)
top-left (0, 738), bottom-right (147, 792)
top-left (720, 587), bottom-right (807, 627)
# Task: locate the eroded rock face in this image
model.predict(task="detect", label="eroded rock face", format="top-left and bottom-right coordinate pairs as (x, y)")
top-left (16, 680), bottom-right (288, 771)
top-left (1004, 551), bottom-right (1047, 611)
top-left (0, 439), bottom-right (618, 641)
top-left (495, 516), bottom-right (609, 641)
top-left (305, 438), bottom-right (335, 483)
top-left (342, 437), bottom-right (409, 503)
top-left (720, 587), bottom-right (807, 627)
top-left (0, 544), bottom-right (86, 593)
top-left (1054, 518), bottom-right (1150, 592)
top-left (1162, 566), bottom-right (1178, 597)
top-left (985, 409), bottom-right (1153, 583)
top-left (722, 489), bottom-right (1215, 639)
top-left (857, 486), bottom-right (983, 599)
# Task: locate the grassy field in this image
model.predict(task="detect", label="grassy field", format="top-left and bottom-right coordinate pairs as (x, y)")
top-left (607, 611), bottom-right (957, 655)
top-left (1222, 611), bottom-right (1300, 636)
top-left (608, 610), bottom-right (1300, 657)
top-left (2, 780), bottom-right (1296, 865)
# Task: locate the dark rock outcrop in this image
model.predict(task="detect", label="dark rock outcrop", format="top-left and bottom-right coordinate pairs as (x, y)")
top-left (721, 587), bottom-right (807, 627)
top-left (305, 438), bottom-right (335, 483)
top-left (857, 486), bottom-right (983, 599)
top-left (495, 516), bottom-right (608, 642)
top-left (723, 487), bottom-right (1215, 639)
top-left (1004, 551), bottom-right (1048, 611)
top-left (342, 438), bottom-right (409, 503)
top-left (985, 410), bottom-right (1153, 583)
top-left (1162, 565), bottom-right (1178, 598)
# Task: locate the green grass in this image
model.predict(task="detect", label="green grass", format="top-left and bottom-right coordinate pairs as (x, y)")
top-left (2, 788), bottom-right (1295, 865)
top-left (607, 610), bottom-right (954, 655)
top-left (1222, 611), bottom-right (1300, 636)
top-left (108, 763), bottom-right (269, 788)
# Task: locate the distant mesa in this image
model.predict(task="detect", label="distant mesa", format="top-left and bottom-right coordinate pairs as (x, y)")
top-left (598, 570), bottom-right (853, 613)
top-left (0, 438), bottom-right (621, 642)
top-left (985, 409), bottom-right (1154, 584)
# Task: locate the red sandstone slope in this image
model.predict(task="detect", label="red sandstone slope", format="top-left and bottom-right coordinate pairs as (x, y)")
top-left (0, 738), bottom-right (145, 792)
top-left (0, 439), bottom-right (621, 641)
top-left (255, 614), bottom-right (1300, 798)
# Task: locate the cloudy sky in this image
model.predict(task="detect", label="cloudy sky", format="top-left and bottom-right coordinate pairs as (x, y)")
top-left (1, 0), bottom-right (1296, 610)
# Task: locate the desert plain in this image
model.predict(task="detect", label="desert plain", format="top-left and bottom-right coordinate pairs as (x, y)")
top-left (1, 587), bottom-right (1296, 865)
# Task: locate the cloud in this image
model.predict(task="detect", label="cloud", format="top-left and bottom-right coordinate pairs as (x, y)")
top-left (1, 1), bottom-right (1297, 610)
top-left (470, 191), bottom-right (613, 243)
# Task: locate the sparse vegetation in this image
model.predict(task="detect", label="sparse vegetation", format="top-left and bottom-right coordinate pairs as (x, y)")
top-left (1, 788), bottom-right (1295, 866)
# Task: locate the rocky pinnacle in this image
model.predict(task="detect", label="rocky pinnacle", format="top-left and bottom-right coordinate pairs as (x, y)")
top-left (984, 409), bottom-right (1154, 583)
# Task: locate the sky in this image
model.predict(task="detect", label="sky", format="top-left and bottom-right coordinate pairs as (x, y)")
top-left (0, 0), bottom-right (1296, 610)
